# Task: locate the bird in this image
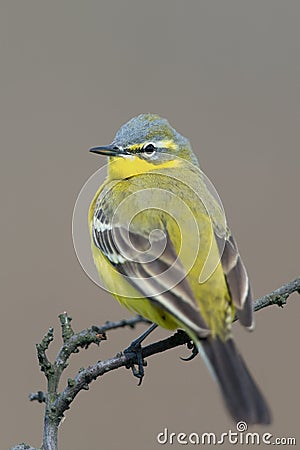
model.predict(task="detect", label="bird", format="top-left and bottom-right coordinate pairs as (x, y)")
top-left (88, 113), bottom-right (271, 425)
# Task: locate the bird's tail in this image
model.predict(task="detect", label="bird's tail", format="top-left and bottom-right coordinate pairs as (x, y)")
top-left (197, 336), bottom-right (271, 425)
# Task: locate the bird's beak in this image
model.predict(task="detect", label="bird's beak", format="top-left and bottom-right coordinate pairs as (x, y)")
top-left (89, 145), bottom-right (127, 157)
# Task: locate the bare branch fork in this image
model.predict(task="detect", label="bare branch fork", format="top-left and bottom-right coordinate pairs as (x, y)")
top-left (11, 277), bottom-right (300, 450)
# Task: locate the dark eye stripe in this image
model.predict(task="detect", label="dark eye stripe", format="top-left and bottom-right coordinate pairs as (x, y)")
top-left (126, 143), bottom-right (158, 154)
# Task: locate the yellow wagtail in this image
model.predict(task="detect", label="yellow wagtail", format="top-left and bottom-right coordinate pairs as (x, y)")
top-left (88, 113), bottom-right (271, 424)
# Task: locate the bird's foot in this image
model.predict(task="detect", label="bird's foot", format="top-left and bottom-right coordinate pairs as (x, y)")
top-left (124, 342), bottom-right (147, 385)
top-left (123, 323), bottom-right (157, 385)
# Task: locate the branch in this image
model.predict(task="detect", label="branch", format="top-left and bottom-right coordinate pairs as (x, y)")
top-left (11, 277), bottom-right (299, 450)
top-left (56, 276), bottom-right (300, 411)
top-left (253, 277), bottom-right (300, 312)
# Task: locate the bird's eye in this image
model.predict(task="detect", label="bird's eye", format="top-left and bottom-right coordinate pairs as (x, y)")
top-left (143, 143), bottom-right (156, 156)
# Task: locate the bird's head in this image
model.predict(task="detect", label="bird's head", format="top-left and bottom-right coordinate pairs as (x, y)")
top-left (90, 114), bottom-right (199, 179)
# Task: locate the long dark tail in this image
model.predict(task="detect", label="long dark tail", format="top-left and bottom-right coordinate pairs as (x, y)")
top-left (198, 337), bottom-right (271, 424)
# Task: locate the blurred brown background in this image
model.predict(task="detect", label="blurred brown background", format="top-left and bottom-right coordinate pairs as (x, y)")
top-left (1, 1), bottom-right (299, 449)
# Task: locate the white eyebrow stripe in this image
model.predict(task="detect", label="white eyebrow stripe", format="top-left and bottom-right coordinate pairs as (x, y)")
top-left (153, 139), bottom-right (178, 150)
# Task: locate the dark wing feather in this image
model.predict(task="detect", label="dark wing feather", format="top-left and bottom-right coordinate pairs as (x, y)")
top-left (216, 234), bottom-right (253, 329)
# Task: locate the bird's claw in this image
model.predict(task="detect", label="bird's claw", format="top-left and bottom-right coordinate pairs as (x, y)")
top-left (180, 342), bottom-right (199, 361)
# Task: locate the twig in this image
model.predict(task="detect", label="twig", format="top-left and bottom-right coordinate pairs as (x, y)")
top-left (12, 277), bottom-right (299, 450)
top-left (29, 391), bottom-right (46, 403)
top-left (10, 445), bottom-right (37, 450)
top-left (91, 315), bottom-right (151, 333)
top-left (253, 277), bottom-right (300, 312)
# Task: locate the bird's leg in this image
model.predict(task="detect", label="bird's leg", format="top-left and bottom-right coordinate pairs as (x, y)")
top-left (180, 340), bottom-right (199, 361)
top-left (124, 323), bottom-right (158, 385)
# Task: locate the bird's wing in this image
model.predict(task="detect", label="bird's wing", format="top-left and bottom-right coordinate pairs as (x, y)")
top-left (198, 177), bottom-right (253, 329)
top-left (92, 207), bottom-right (210, 337)
top-left (216, 233), bottom-right (253, 328)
